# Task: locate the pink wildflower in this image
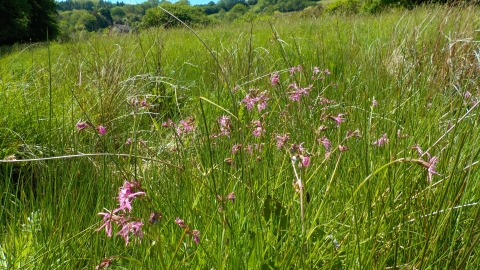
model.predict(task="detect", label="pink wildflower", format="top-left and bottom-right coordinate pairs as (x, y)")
top-left (117, 220), bottom-right (144, 246)
top-left (319, 97), bottom-right (335, 104)
top-left (290, 142), bottom-right (306, 154)
top-left (191, 230), bottom-right (200, 244)
top-left (177, 118), bottom-right (195, 134)
top-left (141, 99), bottom-right (148, 107)
top-left (372, 99), bottom-right (378, 106)
top-left (218, 115), bottom-right (232, 137)
top-left (244, 144), bottom-right (253, 155)
top-left (95, 257), bottom-right (114, 270)
top-left (252, 120), bottom-right (265, 137)
top-left (232, 144), bottom-right (242, 154)
top-left (418, 155), bottom-right (440, 182)
top-left (76, 122), bottom-right (89, 130)
top-left (287, 83), bottom-right (312, 101)
top-left (412, 144), bottom-right (425, 157)
top-left (313, 66), bottom-right (320, 75)
top-left (131, 97), bottom-right (139, 106)
top-left (149, 212), bottom-right (162, 224)
top-left (275, 134), bottom-right (290, 149)
top-left (426, 156), bottom-right (440, 182)
top-left (289, 66), bottom-right (297, 75)
top-left (96, 210), bottom-right (114, 237)
top-left (240, 93), bottom-right (256, 110)
top-left (240, 89), bottom-right (269, 112)
top-left (346, 129), bottom-right (362, 139)
top-left (256, 91), bottom-right (269, 112)
top-left (175, 217), bottom-right (187, 228)
top-left (319, 136), bottom-right (331, 151)
top-left (271, 73), bottom-right (280, 86)
top-left (126, 138), bottom-right (133, 145)
top-left (115, 180), bottom-right (145, 213)
top-left (397, 129), bottom-right (408, 138)
top-left (328, 114), bottom-right (346, 126)
top-left (98, 126), bottom-right (106, 135)
top-left (227, 192), bottom-right (235, 203)
top-left (300, 155), bottom-right (310, 167)
top-left (162, 119), bottom-right (173, 127)
top-left (218, 115), bottom-right (230, 127)
top-left (372, 133), bottom-right (389, 147)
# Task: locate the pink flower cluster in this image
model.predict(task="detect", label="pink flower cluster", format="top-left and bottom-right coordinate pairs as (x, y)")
top-left (287, 83), bottom-right (312, 101)
top-left (231, 143), bottom-right (264, 156)
top-left (240, 89), bottom-right (269, 112)
top-left (372, 133), bottom-right (389, 147)
top-left (175, 217), bottom-right (201, 244)
top-left (125, 138), bottom-right (147, 146)
top-left (218, 116), bottom-right (232, 136)
top-left (76, 122), bottom-right (106, 135)
top-left (312, 66), bottom-right (331, 80)
top-left (275, 134), bottom-right (290, 149)
top-left (96, 180), bottom-right (146, 245)
top-left (252, 120), bottom-right (265, 137)
top-left (116, 180), bottom-right (145, 213)
top-left (327, 113), bottom-right (346, 126)
top-left (412, 144), bottom-right (440, 182)
top-left (162, 117), bottom-right (196, 135)
top-left (271, 73), bottom-right (280, 86)
top-left (289, 65), bottom-right (303, 75)
top-left (290, 143), bottom-right (310, 168)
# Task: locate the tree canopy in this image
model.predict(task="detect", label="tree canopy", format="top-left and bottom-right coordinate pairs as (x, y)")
top-left (142, 4), bottom-right (211, 28)
top-left (0, 0), bottom-right (59, 45)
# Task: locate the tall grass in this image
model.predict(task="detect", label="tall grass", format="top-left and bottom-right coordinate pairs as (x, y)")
top-left (1, 5), bottom-right (480, 269)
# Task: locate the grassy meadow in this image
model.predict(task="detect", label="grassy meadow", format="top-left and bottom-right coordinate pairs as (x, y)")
top-left (1, 5), bottom-right (480, 269)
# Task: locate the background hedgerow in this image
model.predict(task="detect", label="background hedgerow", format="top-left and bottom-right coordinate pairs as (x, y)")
top-left (1, 5), bottom-right (480, 269)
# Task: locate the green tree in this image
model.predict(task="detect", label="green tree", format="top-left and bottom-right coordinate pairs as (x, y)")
top-left (60, 9), bottom-right (97, 32)
top-left (226, 3), bottom-right (248, 21)
top-left (142, 4), bottom-right (210, 28)
top-left (0, 0), bottom-right (30, 44)
top-left (176, 0), bottom-right (191, 5)
top-left (0, 0), bottom-right (58, 45)
top-left (110, 6), bottom-right (126, 18)
top-left (27, 0), bottom-right (59, 42)
top-left (218, 0), bottom-right (246, 11)
top-left (110, 6), bottom-right (126, 23)
top-left (99, 7), bottom-right (113, 23)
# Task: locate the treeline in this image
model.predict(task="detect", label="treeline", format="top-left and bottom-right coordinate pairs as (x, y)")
top-left (56, 1), bottom-right (155, 39)
top-left (2, 0), bottom-right (475, 46)
top-left (57, 0), bottom-right (125, 11)
top-left (56, 0), bottom-right (321, 38)
top-left (0, 0), bottom-right (59, 45)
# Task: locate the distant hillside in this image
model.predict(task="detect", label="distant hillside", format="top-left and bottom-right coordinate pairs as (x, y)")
top-left (56, 0), bottom-right (101, 3)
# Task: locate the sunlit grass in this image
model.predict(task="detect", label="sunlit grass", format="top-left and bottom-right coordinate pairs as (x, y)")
top-left (1, 5), bottom-right (480, 269)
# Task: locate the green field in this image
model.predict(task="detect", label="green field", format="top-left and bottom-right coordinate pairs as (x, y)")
top-left (1, 5), bottom-right (480, 269)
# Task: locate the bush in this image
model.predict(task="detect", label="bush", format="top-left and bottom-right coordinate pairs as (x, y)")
top-left (299, 4), bottom-right (324, 18)
top-left (324, 0), bottom-right (361, 14)
top-left (142, 4), bottom-right (211, 28)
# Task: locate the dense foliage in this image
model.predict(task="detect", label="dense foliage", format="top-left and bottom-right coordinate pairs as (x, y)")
top-left (0, 0), bottom-right (59, 45)
top-left (142, 3), bottom-right (211, 28)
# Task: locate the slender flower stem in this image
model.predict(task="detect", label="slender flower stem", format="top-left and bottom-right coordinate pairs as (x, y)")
top-left (168, 228), bottom-right (188, 269)
top-left (291, 157), bottom-right (305, 234)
